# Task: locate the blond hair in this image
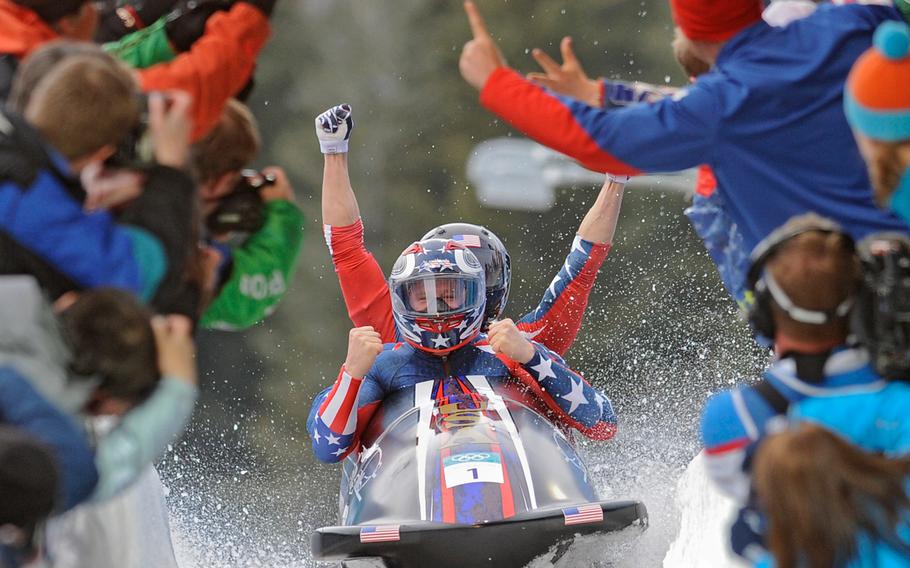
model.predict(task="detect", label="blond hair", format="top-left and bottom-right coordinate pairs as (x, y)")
top-left (24, 55), bottom-right (139, 161)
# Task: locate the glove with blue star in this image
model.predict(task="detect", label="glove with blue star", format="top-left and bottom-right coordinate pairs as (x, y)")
top-left (315, 104), bottom-right (354, 155)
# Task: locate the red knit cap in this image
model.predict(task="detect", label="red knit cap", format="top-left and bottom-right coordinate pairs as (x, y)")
top-left (670, 0), bottom-right (763, 43)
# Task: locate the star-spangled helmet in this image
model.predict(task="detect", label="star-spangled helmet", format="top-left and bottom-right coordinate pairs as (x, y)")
top-left (389, 238), bottom-right (486, 355)
top-left (421, 223), bottom-right (510, 328)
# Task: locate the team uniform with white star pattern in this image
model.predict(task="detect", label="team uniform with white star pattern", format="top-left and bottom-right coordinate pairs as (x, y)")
top-left (307, 337), bottom-right (617, 463)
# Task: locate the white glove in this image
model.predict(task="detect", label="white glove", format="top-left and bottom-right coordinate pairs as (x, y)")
top-left (315, 104), bottom-right (354, 154)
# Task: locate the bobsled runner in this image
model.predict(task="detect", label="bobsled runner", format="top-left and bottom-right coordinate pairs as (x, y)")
top-left (312, 376), bottom-right (647, 567)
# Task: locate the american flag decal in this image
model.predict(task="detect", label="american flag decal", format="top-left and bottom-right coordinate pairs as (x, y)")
top-left (562, 504), bottom-right (604, 526)
top-left (452, 234), bottom-right (482, 248)
top-left (359, 525), bottom-right (401, 543)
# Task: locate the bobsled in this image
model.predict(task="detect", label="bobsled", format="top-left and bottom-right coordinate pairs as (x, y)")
top-left (312, 376), bottom-right (647, 567)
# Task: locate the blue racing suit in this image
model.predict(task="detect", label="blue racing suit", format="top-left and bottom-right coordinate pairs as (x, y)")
top-left (307, 338), bottom-right (617, 464)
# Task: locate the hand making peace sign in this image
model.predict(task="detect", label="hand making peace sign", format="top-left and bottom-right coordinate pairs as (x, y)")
top-left (459, 1), bottom-right (506, 91)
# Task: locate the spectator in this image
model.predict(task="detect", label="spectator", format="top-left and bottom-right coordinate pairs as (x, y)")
top-left (0, 0), bottom-right (98, 99)
top-left (1, 48), bottom-right (196, 306)
top-left (844, 20), bottom-right (910, 225)
top-left (192, 99), bottom-right (304, 330)
top-left (459, 0), bottom-right (908, 302)
top-left (752, 424), bottom-right (910, 568)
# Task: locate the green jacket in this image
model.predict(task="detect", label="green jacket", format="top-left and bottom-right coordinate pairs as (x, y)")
top-left (103, 17), bottom-right (175, 69)
top-left (200, 200), bottom-right (305, 330)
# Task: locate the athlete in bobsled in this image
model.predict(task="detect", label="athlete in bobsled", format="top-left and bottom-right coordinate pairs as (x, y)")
top-left (316, 103), bottom-right (627, 360)
top-left (306, 240), bottom-right (636, 567)
top-left (307, 238), bottom-right (617, 465)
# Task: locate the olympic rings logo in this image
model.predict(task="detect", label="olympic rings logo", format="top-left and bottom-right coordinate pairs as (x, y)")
top-left (447, 452), bottom-right (495, 463)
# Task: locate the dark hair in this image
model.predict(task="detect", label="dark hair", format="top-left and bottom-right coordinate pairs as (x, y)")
top-left (0, 426), bottom-right (58, 536)
top-left (12, 0), bottom-right (87, 23)
top-left (754, 424), bottom-right (910, 568)
top-left (62, 289), bottom-right (159, 404)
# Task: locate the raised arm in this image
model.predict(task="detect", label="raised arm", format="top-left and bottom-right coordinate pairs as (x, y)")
top-left (307, 327), bottom-right (385, 463)
top-left (317, 105), bottom-right (397, 342)
top-left (488, 319), bottom-right (617, 440)
top-left (137, 2), bottom-right (272, 141)
top-left (517, 176), bottom-right (625, 355)
top-left (460, 1), bottom-right (717, 175)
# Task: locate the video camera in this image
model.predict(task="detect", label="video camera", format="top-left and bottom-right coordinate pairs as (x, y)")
top-left (854, 232), bottom-right (910, 381)
top-left (106, 92), bottom-right (155, 170)
top-left (205, 169), bottom-right (275, 235)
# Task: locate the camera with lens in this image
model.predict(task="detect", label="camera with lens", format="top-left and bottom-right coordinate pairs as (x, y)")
top-left (854, 232), bottom-right (910, 381)
top-left (205, 169), bottom-right (275, 235)
top-left (106, 92), bottom-right (156, 170)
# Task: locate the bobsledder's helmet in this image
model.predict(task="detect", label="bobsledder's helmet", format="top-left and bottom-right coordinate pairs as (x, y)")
top-left (421, 223), bottom-right (510, 328)
top-left (390, 238), bottom-right (486, 355)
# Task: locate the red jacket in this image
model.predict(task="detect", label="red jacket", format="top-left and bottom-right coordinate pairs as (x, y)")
top-left (0, 0), bottom-right (270, 141)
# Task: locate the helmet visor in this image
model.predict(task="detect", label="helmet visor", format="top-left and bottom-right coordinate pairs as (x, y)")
top-left (393, 275), bottom-right (484, 316)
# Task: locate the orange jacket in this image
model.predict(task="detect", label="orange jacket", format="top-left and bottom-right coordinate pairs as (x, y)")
top-left (138, 2), bottom-right (270, 141)
top-left (0, 0), bottom-right (58, 60)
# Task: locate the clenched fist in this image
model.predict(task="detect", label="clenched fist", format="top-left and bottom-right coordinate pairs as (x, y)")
top-left (343, 326), bottom-right (383, 378)
top-left (487, 318), bottom-right (535, 364)
top-left (315, 104), bottom-right (354, 154)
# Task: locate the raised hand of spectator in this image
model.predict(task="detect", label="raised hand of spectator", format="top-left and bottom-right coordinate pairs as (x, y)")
top-left (151, 315), bottom-right (197, 384)
top-left (148, 90), bottom-right (192, 169)
top-left (459, 1), bottom-right (506, 91)
top-left (315, 104), bottom-right (354, 155)
top-left (259, 166), bottom-right (295, 203)
top-left (527, 37), bottom-right (601, 107)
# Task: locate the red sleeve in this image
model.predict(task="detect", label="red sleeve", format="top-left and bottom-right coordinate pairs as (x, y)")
top-left (324, 220), bottom-right (397, 343)
top-left (138, 3), bottom-right (270, 141)
top-left (480, 68), bottom-right (641, 176)
top-left (517, 238), bottom-right (610, 356)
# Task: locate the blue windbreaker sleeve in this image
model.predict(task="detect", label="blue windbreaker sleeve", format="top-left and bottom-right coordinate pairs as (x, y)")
top-left (520, 343), bottom-right (617, 437)
top-left (0, 367), bottom-right (98, 511)
top-left (479, 67), bottom-right (722, 175)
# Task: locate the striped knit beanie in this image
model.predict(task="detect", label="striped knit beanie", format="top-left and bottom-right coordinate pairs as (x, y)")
top-left (845, 20), bottom-right (910, 142)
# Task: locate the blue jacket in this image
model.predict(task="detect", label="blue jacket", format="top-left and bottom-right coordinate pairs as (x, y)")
top-left (0, 366), bottom-right (97, 511)
top-left (480, 4), bottom-right (908, 294)
top-left (700, 347), bottom-right (883, 502)
top-left (0, 110), bottom-right (193, 304)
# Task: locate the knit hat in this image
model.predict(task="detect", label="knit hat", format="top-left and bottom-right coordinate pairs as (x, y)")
top-left (669, 0), bottom-right (763, 43)
top-left (12, 0), bottom-right (86, 23)
top-left (845, 20), bottom-right (910, 142)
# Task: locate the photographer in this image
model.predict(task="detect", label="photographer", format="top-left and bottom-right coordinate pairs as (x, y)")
top-left (193, 99), bottom-right (304, 330)
top-left (1, 47), bottom-right (196, 308)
